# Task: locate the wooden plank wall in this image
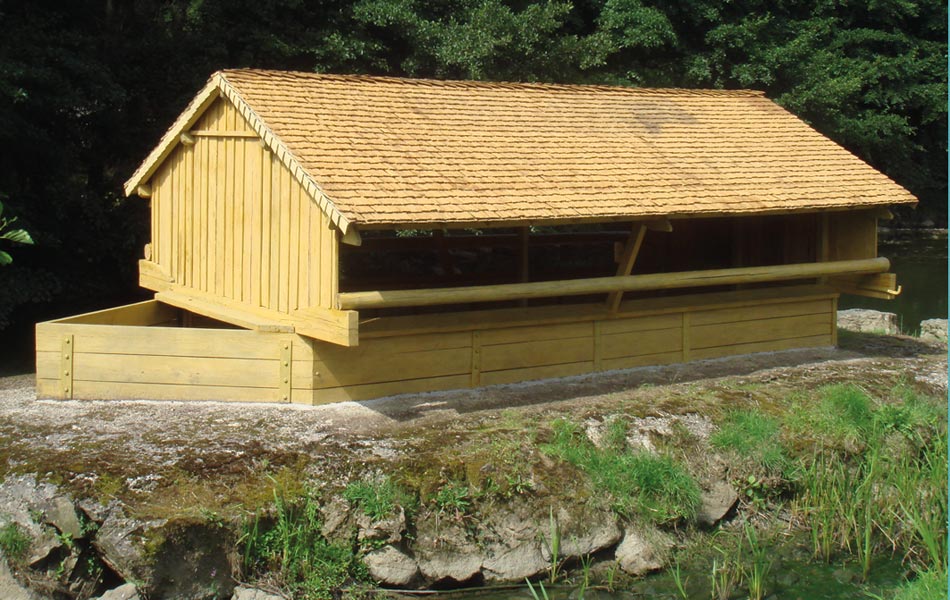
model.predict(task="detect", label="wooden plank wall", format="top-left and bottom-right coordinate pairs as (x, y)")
top-left (827, 209), bottom-right (878, 260)
top-left (35, 292), bottom-right (835, 404)
top-left (148, 98), bottom-right (337, 313)
top-left (294, 291), bottom-right (836, 404)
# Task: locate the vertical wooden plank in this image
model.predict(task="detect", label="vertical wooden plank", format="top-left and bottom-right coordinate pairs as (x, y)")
top-left (289, 180), bottom-right (301, 310)
top-left (681, 312), bottom-right (691, 362)
top-left (279, 339), bottom-right (292, 403)
top-left (175, 149), bottom-right (184, 284)
top-left (831, 297), bottom-right (838, 346)
top-left (268, 155), bottom-right (281, 311)
top-left (592, 321), bottom-right (602, 371)
top-left (310, 204), bottom-right (322, 308)
top-left (278, 166), bottom-right (291, 313)
top-left (223, 126), bottom-right (234, 300)
top-left (61, 334), bottom-right (74, 399)
top-left (260, 151), bottom-right (273, 309)
top-left (470, 331), bottom-right (482, 387)
top-left (183, 145), bottom-right (194, 288)
top-left (249, 143), bottom-right (263, 307)
top-left (234, 138), bottom-right (246, 302)
top-left (210, 137), bottom-right (222, 297)
top-left (198, 136), bottom-right (208, 291)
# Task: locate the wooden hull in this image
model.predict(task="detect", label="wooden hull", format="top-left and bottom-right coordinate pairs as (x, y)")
top-left (36, 286), bottom-right (837, 405)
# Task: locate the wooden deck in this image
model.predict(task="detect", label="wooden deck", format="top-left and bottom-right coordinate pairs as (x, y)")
top-left (36, 286), bottom-right (838, 404)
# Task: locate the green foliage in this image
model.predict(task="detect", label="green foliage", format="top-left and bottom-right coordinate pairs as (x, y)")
top-left (433, 481), bottom-right (471, 517)
top-left (884, 568), bottom-right (949, 600)
top-left (342, 476), bottom-right (415, 521)
top-left (0, 521), bottom-right (30, 564)
top-left (711, 409), bottom-right (788, 472)
top-left (542, 419), bottom-right (701, 523)
top-left (242, 487), bottom-right (368, 599)
top-left (0, 200), bottom-right (33, 266)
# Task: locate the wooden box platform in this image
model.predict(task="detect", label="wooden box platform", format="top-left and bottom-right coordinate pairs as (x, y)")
top-left (36, 286), bottom-right (838, 404)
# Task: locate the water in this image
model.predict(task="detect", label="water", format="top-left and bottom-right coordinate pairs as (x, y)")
top-left (838, 229), bottom-right (948, 332)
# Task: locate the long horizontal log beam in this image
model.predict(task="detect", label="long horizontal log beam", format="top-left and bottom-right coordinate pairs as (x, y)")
top-left (338, 257), bottom-right (890, 310)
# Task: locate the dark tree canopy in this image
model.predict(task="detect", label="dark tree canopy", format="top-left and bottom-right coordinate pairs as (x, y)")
top-left (0, 0), bottom-right (945, 332)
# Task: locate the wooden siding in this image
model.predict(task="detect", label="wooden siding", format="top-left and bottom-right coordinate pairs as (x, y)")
top-left (36, 288), bottom-right (836, 404)
top-left (145, 98), bottom-right (337, 314)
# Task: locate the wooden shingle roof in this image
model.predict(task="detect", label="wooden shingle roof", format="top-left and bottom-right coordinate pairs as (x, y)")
top-left (126, 69), bottom-right (917, 231)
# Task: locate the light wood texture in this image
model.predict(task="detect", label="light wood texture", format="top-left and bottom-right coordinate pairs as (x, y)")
top-left (606, 224), bottom-right (648, 311)
top-left (339, 257), bottom-right (888, 310)
top-left (143, 97), bottom-right (341, 323)
top-left (829, 272), bottom-right (900, 300)
top-left (35, 287), bottom-right (836, 403)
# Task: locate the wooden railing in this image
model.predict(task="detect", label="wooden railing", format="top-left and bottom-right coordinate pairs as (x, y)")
top-left (337, 257), bottom-right (890, 310)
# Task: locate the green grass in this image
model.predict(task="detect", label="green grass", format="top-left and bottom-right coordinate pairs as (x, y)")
top-left (542, 419), bottom-right (701, 523)
top-left (887, 568), bottom-right (949, 600)
top-left (711, 409), bottom-right (788, 472)
top-left (0, 521), bottom-right (30, 563)
top-left (433, 481), bottom-right (471, 517)
top-left (342, 476), bottom-right (415, 521)
top-left (242, 487), bottom-right (368, 600)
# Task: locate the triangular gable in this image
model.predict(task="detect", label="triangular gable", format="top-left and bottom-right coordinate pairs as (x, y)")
top-left (123, 72), bottom-right (354, 237)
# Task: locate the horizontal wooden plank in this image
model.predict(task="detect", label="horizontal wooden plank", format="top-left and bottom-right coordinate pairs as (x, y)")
top-left (36, 378), bottom-right (65, 399)
top-left (479, 321), bottom-right (592, 346)
top-left (598, 313), bottom-right (682, 335)
top-left (303, 347), bottom-right (473, 389)
top-left (156, 289), bottom-right (295, 333)
top-left (35, 324), bottom-right (305, 360)
top-left (360, 285), bottom-right (838, 339)
top-left (690, 334), bottom-right (832, 361)
top-left (600, 351), bottom-right (683, 372)
top-left (48, 300), bottom-right (178, 326)
top-left (68, 380), bottom-right (282, 403)
top-left (691, 299), bottom-right (831, 326)
top-left (600, 327), bottom-right (682, 360)
top-left (692, 313), bottom-right (831, 350)
top-left (479, 361), bottom-right (594, 386)
top-left (311, 330), bottom-right (472, 358)
top-left (295, 374), bottom-right (473, 405)
top-left (36, 351), bottom-right (279, 389)
top-left (482, 337), bottom-right (593, 372)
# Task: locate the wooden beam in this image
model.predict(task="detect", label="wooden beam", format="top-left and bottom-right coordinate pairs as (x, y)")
top-left (870, 207), bottom-right (894, 221)
top-left (292, 307), bottom-right (360, 347)
top-left (338, 257), bottom-right (890, 310)
top-left (189, 130), bottom-right (260, 138)
top-left (136, 184), bottom-right (152, 198)
top-left (179, 132), bottom-right (196, 146)
top-left (341, 226), bottom-right (362, 246)
top-left (155, 290), bottom-right (295, 333)
top-left (606, 224), bottom-right (648, 311)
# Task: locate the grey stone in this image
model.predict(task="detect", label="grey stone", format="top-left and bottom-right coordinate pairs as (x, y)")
top-left (0, 552), bottom-right (36, 600)
top-left (551, 506), bottom-right (621, 558)
top-left (319, 496), bottom-right (354, 543)
top-left (356, 505), bottom-right (406, 544)
top-left (414, 512), bottom-right (482, 584)
top-left (697, 481), bottom-right (739, 527)
top-left (231, 586), bottom-right (285, 600)
top-left (920, 319), bottom-right (948, 344)
top-left (42, 496), bottom-right (83, 540)
top-left (481, 541), bottom-right (547, 582)
top-left (0, 475), bottom-right (66, 566)
top-left (614, 527), bottom-right (672, 576)
top-left (837, 309), bottom-right (899, 335)
top-left (363, 545), bottom-right (419, 587)
top-left (94, 583), bottom-right (141, 600)
top-left (92, 512), bottom-right (166, 585)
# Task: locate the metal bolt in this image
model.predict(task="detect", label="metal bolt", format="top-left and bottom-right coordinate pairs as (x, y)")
top-left (64, 371), bottom-right (70, 376)
top-left (283, 378), bottom-right (289, 384)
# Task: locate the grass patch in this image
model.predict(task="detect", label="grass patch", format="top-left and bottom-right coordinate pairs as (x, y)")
top-left (711, 409), bottom-right (787, 472)
top-left (0, 521), bottom-right (30, 563)
top-left (342, 476), bottom-right (415, 521)
top-left (541, 419), bottom-right (700, 523)
top-left (242, 487), bottom-right (368, 599)
top-left (885, 568), bottom-right (949, 600)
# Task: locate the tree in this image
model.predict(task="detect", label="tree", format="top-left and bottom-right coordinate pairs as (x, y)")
top-left (0, 199), bottom-right (32, 265)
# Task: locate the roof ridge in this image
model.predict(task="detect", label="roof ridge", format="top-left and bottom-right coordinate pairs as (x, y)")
top-left (217, 68), bottom-right (766, 97)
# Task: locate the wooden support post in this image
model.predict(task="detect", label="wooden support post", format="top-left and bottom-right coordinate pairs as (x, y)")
top-left (61, 335), bottom-right (74, 399)
top-left (818, 213), bottom-right (830, 284)
top-left (593, 321), bottom-right (602, 371)
top-left (831, 297), bottom-right (838, 346)
top-left (470, 331), bottom-right (482, 387)
top-left (279, 339), bottom-right (292, 403)
top-left (606, 224), bottom-right (648, 312)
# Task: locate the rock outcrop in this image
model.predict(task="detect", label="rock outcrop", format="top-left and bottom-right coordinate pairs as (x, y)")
top-left (837, 309), bottom-right (900, 335)
top-left (920, 319), bottom-right (948, 344)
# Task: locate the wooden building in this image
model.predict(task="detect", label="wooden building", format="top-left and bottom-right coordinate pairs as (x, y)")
top-left (36, 70), bottom-right (916, 403)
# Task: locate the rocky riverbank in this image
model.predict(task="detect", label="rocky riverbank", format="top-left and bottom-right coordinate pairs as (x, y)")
top-left (0, 322), bottom-right (945, 600)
